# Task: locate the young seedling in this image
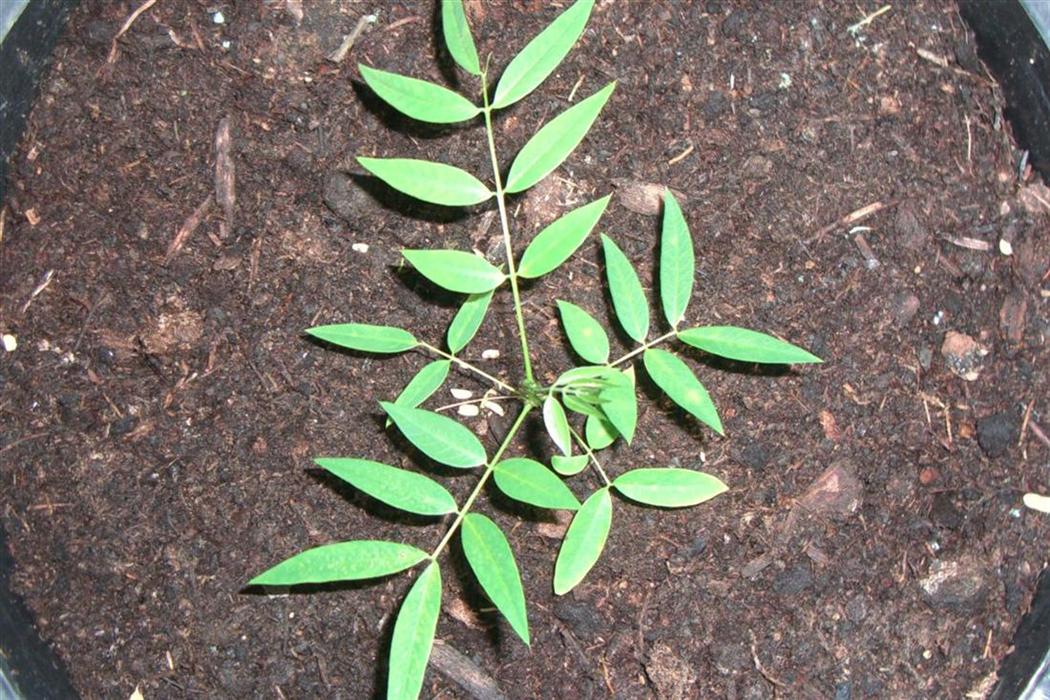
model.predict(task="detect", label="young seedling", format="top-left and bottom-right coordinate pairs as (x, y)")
top-left (249, 1), bottom-right (822, 697)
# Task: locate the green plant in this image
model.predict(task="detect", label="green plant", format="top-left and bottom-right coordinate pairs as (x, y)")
top-left (249, 1), bottom-right (822, 697)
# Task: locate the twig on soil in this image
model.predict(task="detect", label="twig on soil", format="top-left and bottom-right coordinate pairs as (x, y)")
top-left (847, 5), bottom-right (891, 36)
top-left (1018, 399), bottom-right (1035, 451)
top-left (164, 194), bottom-right (213, 265)
top-left (430, 640), bottom-right (507, 700)
top-left (806, 201), bottom-right (887, 243)
top-left (749, 633), bottom-right (788, 688)
top-left (916, 48), bottom-right (950, 68)
top-left (107, 0), bottom-right (159, 65)
top-left (20, 269), bottom-right (55, 314)
top-left (327, 12), bottom-right (378, 63)
top-left (1029, 420), bottom-right (1050, 450)
top-left (215, 117), bottom-right (236, 239)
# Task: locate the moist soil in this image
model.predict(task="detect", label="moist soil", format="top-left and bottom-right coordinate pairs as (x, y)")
top-left (2, 1), bottom-right (1049, 698)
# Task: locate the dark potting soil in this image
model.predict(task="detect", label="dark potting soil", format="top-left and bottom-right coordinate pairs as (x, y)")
top-left (2, 1), bottom-right (1048, 698)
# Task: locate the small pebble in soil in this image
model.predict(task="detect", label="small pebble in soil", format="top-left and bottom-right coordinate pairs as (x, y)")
top-left (1, 334), bottom-right (16, 352)
top-left (111, 415), bottom-right (137, 437)
top-left (890, 292), bottom-right (920, 327)
top-left (940, 330), bottom-right (988, 381)
top-left (976, 411), bottom-right (1018, 457)
top-left (919, 555), bottom-right (989, 610)
top-left (773, 563), bottom-right (813, 596)
top-left (798, 462), bottom-right (862, 519)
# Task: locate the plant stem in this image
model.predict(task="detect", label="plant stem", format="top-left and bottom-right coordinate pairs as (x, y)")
top-left (568, 425), bottom-right (612, 486)
top-left (430, 404), bottom-right (533, 560)
top-left (480, 69), bottom-right (534, 383)
top-left (608, 330), bottom-right (678, 367)
top-left (419, 342), bottom-right (517, 395)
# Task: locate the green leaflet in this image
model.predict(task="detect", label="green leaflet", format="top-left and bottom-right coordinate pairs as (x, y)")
top-left (600, 234), bottom-right (650, 343)
top-left (494, 457), bottom-right (580, 510)
top-left (551, 454), bottom-right (589, 476)
top-left (584, 414), bottom-right (617, 450)
top-left (249, 540), bottom-right (427, 586)
top-left (542, 395), bottom-right (572, 456)
top-left (491, 0), bottom-right (595, 110)
top-left (518, 195), bottom-right (611, 279)
top-left (598, 367), bottom-right (636, 444)
top-left (447, 290), bottom-right (494, 354)
top-left (388, 562), bottom-right (442, 700)
top-left (307, 323), bottom-right (417, 354)
top-left (505, 83), bottom-right (615, 194)
top-left (403, 249), bottom-right (506, 294)
top-left (357, 157), bottom-right (492, 206)
top-left (659, 190), bottom-right (695, 328)
top-left (557, 300), bottom-right (610, 365)
top-left (359, 64), bottom-right (479, 124)
top-left (553, 487), bottom-right (612, 595)
top-left (677, 326), bottom-right (823, 365)
top-left (461, 513), bottom-right (530, 645)
top-left (613, 468), bottom-right (728, 508)
top-left (642, 348), bottom-right (723, 435)
top-left (387, 360), bottom-right (451, 427)
top-left (381, 402), bottom-right (487, 468)
top-left (441, 0), bottom-right (481, 76)
top-left (314, 458), bottom-right (457, 516)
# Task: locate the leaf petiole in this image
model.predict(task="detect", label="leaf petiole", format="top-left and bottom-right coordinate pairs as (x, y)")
top-left (419, 342), bottom-right (518, 395)
top-left (607, 329), bottom-right (678, 368)
top-left (568, 424), bottom-right (612, 486)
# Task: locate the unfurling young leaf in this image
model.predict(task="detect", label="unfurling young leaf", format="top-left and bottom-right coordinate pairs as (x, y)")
top-left (613, 468), bottom-right (728, 508)
top-left (441, 0), bottom-right (481, 76)
top-left (542, 395), bottom-right (573, 456)
top-left (554, 487), bottom-right (612, 595)
top-left (601, 234), bottom-right (650, 343)
top-left (314, 458), bottom-right (457, 516)
top-left (388, 360), bottom-right (451, 427)
top-left (249, 540), bottom-right (427, 586)
top-left (461, 513), bottom-right (530, 644)
top-left (598, 367), bottom-right (636, 444)
top-left (517, 195), bottom-right (611, 279)
top-left (677, 326), bottom-right (823, 365)
top-left (402, 249), bottom-right (506, 294)
top-left (659, 190), bottom-right (695, 328)
top-left (584, 414), bottom-right (617, 450)
top-left (381, 402), bottom-right (487, 468)
top-left (447, 290), bottom-right (494, 354)
top-left (491, 0), bottom-right (595, 110)
top-left (388, 562), bottom-right (442, 700)
top-left (557, 300), bottom-right (610, 365)
top-left (357, 157), bottom-right (492, 206)
top-left (307, 323), bottom-right (417, 354)
top-left (505, 82), bottom-right (615, 194)
top-left (494, 457), bottom-right (580, 510)
top-left (358, 64), bottom-right (480, 124)
top-left (551, 454), bottom-right (589, 476)
top-left (642, 348), bottom-right (723, 435)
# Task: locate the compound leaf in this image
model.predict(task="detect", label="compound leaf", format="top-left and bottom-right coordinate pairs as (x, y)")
top-left (613, 468), bottom-right (728, 508)
top-left (557, 300), bottom-right (610, 365)
top-left (357, 157), bottom-right (492, 206)
top-left (554, 487), bottom-right (612, 595)
top-left (601, 234), bottom-right (649, 343)
top-left (403, 249), bottom-right (506, 294)
top-left (388, 562), bottom-right (442, 700)
top-left (584, 414), bottom-right (617, 450)
top-left (551, 454), bottom-right (589, 476)
top-left (494, 457), bottom-right (580, 510)
top-left (659, 190), bottom-right (695, 328)
top-left (359, 64), bottom-right (479, 123)
top-left (543, 395), bottom-right (572, 456)
top-left (249, 540), bottom-right (426, 586)
top-left (505, 82), bottom-right (615, 194)
top-left (314, 458), bottom-right (457, 516)
top-left (381, 402), bottom-right (487, 468)
top-left (642, 348), bottom-right (723, 435)
top-left (491, 0), bottom-right (595, 110)
top-left (518, 195), bottom-right (611, 279)
top-left (461, 513), bottom-right (529, 644)
top-left (441, 0), bottom-right (481, 76)
top-left (599, 367), bottom-right (636, 444)
top-left (307, 323), bottom-right (417, 354)
top-left (447, 290), bottom-right (494, 354)
top-left (678, 326), bottom-right (823, 365)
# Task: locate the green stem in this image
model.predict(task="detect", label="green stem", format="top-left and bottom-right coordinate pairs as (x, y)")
top-left (568, 425), bottom-right (612, 486)
top-left (480, 69), bottom-right (534, 383)
top-left (420, 342), bottom-right (517, 395)
top-left (430, 404), bottom-right (533, 560)
top-left (608, 330), bottom-right (678, 367)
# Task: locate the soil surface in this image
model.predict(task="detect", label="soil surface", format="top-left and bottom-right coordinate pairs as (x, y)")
top-left (2, 1), bottom-right (1049, 698)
